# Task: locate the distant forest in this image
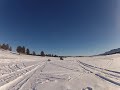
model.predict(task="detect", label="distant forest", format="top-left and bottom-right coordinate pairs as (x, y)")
top-left (0, 43), bottom-right (58, 57)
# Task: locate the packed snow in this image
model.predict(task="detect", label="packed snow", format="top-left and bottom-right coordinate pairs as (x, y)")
top-left (0, 50), bottom-right (120, 90)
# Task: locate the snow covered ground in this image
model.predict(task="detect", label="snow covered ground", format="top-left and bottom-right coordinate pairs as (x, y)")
top-left (0, 50), bottom-right (120, 90)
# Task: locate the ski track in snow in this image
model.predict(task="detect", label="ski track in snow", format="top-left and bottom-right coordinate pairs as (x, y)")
top-left (0, 50), bottom-right (120, 90)
top-left (77, 60), bottom-right (120, 86)
top-left (0, 61), bottom-right (46, 86)
top-left (0, 60), bottom-right (120, 90)
top-left (0, 61), bottom-right (46, 90)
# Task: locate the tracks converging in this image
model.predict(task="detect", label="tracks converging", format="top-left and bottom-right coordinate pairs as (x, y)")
top-left (0, 59), bottom-right (120, 90)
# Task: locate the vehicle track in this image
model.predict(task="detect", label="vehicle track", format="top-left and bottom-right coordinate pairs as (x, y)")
top-left (0, 61), bottom-right (46, 90)
top-left (16, 61), bottom-right (48, 90)
top-left (18, 61), bottom-right (73, 90)
top-left (77, 60), bottom-right (120, 86)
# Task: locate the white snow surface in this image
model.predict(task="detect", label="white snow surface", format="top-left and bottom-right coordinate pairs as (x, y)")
top-left (0, 50), bottom-right (120, 90)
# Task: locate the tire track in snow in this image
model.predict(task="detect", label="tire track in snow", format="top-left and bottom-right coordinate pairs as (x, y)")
top-left (78, 61), bottom-right (120, 79)
top-left (18, 61), bottom-right (73, 90)
top-left (18, 61), bottom-right (48, 90)
top-left (77, 60), bottom-right (120, 86)
top-left (0, 61), bottom-right (46, 90)
top-left (0, 62), bottom-right (41, 87)
top-left (0, 65), bottom-right (39, 90)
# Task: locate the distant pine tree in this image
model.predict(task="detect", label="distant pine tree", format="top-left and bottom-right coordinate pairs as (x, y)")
top-left (16, 46), bottom-right (26, 54)
top-left (1, 44), bottom-right (5, 50)
top-left (16, 46), bottom-right (22, 53)
top-left (26, 48), bottom-right (30, 55)
top-left (0, 43), bottom-right (12, 51)
top-left (41, 51), bottom-right (45, 56)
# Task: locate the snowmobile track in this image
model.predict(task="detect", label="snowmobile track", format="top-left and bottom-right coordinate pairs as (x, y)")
top-left (77, 60), bottom-right (120, 86)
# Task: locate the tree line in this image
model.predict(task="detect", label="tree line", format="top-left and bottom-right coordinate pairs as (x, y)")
top-left (0, 43), bottom-right (12, 51)
top-left (17, 46), bottom-right (58, 57)
top-left (16, 46), bottom-right (46, 56)
top-left (0, 43), bottom-right (58, 57)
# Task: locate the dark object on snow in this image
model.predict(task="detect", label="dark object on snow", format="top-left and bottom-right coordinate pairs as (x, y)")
top-left (82, 87), bottom-right (92, 90)
top-left (60, 57), bottom-right (63, 60)
top-left (48, 59), bottom-right (51, 61)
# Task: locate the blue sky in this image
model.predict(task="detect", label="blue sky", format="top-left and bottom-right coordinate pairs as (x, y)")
top-left (0, 0), bottom-right (120, 56)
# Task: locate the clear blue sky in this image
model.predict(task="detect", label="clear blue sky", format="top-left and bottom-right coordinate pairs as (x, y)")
top-left (0, 0), bottom-right (120, 56)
